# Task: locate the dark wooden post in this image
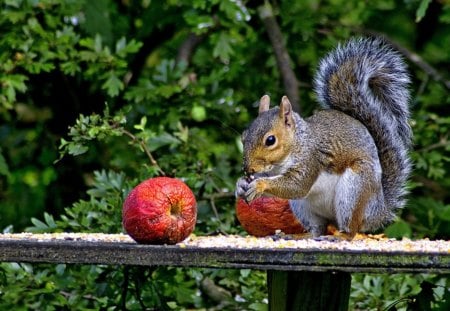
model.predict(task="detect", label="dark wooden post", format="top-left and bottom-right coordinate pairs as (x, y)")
top-left (267, 270), bottom-right (351, 311)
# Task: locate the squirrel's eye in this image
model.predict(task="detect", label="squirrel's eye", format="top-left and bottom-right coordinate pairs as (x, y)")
top-left (265, 135), bottom-right (276, 147)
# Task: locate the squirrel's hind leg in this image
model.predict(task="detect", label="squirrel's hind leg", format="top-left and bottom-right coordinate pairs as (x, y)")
top-left (362, 192), bottom-right (392, 232)
top-left (289, 199), bottom-right (328, 237)
top-left (334, 165), bottom-right (382, 237)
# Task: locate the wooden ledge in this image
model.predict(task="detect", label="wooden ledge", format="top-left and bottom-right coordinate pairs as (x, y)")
top-left (0, 233), bottom-right (449, 273)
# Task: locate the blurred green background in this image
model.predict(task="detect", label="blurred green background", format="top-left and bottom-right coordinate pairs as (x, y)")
top-left (0, 0), bottom-right (449, 310)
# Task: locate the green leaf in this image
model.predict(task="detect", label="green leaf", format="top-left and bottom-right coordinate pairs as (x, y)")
top-left (44, 212), bottom-right (56, 228)
top-left (0, 149), bottom-right (10, 177)
top-left (79, 37), bottom-right (94, 49)
top-left (55, 264), bottom-right (66, 275)
top-left (213, 32), bottom-right (234, 62)
top-left (7, 74), bottom-right (28, 92)
top-left (68, 143), bottom-right (89, 156)
top-left (4, 0), bottom-right (21, 8)
top-left (30, 218), bottom-right (49, 230)
top-left (94, 34), bottom-right (103, 52)
top-left (249, 302), bottom-right (268, 311)
top-left (60, 61), bottom-right (80, 75)
top-left (134, 116), bottom-right (147, 131)
top-left (124, 39), bottom-right (143, 53)
top-left (166, 301), bottom-right (178, 309)
top-left (148, 132), bottom-right (181, 152)
top-left (437, 204), bottom-right (450, 221)
top-left (416, 0), bottom-right (431, 22)
top-left (102, 73), bottom-right (124, 97)
top-left (115, 37), bottom-right (126, 53)
top-left (384, 220), bottom-right (412, 239)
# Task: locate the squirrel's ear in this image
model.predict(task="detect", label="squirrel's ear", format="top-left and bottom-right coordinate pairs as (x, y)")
top-left (258, 95), bottom-right (270, 115)
top-left (279, 96), bottom-right (294, 127)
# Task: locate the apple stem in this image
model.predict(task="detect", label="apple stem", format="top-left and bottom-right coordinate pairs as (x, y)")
top-left (170, 203), bottom-right (182, 215)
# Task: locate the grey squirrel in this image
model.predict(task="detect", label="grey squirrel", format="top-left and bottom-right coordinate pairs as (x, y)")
top-left (235, 37), bottom-right (412, 238)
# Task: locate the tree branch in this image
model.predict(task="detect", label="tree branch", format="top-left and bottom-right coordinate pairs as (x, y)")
top-left (362, 30), bottom-right (450, 91)
top-left (395, 43), bottom-right (450, 90)
top-left (176, 32), bottom-right (205, 66)
top-left (258, 2), bottom-right (300, 112)
top-left (415, 135), bottom-right (449, 153)
top-left (200, 277), bottom-right (233, 310)
top-left (120, 128), bottom-right (166, 176)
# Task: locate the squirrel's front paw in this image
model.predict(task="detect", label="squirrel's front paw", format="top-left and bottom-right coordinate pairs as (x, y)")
top-left (244, 179), bottom-right (268, 202)
top-left (235, 177), bottom-right (250, 199)
top-left (235, 177), bottom-right (269, 202)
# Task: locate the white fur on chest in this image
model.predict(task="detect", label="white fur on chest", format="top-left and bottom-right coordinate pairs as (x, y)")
top-left (304, 171), bottom-right (341, 219)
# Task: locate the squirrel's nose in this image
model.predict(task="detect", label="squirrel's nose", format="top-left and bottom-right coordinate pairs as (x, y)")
top-left (243, 165), bottom-right (255, 176)
top-left (242, 156), bottom-right (256, 175)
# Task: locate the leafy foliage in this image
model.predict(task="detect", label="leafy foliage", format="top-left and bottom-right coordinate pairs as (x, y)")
top-left (0, 0), bottom-right (449, 309)
top-left (351, 274), bottom-right (450, 310)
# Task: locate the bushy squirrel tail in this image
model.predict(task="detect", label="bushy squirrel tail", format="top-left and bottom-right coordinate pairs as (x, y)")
top-left (313, 37), bottom-right (412, 211)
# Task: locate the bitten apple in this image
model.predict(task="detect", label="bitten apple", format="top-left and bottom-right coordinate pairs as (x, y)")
top-left (122, 177), bottom-right (197, 244)
top-left (236, 197), bottom-right (305, 237)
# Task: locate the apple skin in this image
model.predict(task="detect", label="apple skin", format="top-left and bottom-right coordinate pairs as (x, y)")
top-left (236, 197), bottom-right (305, 237)
top-left (122, 177), bottom-right (197, 244)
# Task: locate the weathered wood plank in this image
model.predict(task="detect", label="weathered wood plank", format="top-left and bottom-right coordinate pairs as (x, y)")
top-left (0, 234), bottom-right (449, 273)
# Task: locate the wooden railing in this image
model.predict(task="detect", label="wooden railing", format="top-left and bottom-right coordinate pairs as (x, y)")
top-left (1, 233), bottom-right (449, 310)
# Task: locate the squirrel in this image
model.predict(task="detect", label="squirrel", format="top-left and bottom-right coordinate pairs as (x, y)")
top-left (235, 37), bottom-right (412, 238)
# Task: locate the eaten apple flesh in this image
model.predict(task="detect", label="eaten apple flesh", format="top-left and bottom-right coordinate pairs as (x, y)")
top-left (236, 197), bottom-right (305, 237)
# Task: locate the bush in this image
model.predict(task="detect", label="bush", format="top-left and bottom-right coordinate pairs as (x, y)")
top-left (1, 0), bottom-right (449, 309)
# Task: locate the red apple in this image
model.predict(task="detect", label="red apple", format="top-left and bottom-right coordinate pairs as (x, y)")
top-left (122, 177), bottom-right (197, 244)
top-left (236, 197), bottom-right (305, 237)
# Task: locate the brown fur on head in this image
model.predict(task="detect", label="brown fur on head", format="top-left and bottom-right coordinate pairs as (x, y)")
top-left (242, 95), bottom-right (297, 176)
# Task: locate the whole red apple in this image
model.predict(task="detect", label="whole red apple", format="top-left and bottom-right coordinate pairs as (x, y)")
top-left (122, 177), bottom-right (197, 244)
top-left (236, 197), bottom-right (305, 237)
